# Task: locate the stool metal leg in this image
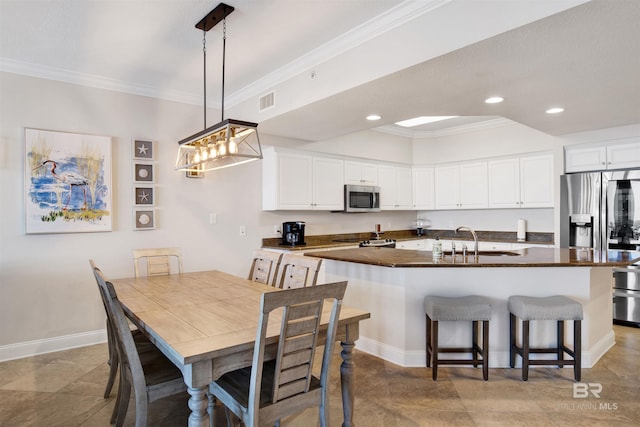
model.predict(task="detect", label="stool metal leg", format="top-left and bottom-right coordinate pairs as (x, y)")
top-left (432, 320), bottom-right (439, 381)
top-left (509, 313), bottom-right (516, 368)
top-left (482, 320), bottom-right (489, 381)
top-left (522, 320), bottom-right (530, 381)
top-left (574, 320), bottom-right (582, 382)
top-left (557, 320), bottom-right (565, 368)
top-left (472, 320), bottom-right (479, 368)
top-left (426, 315), bottom-right (432, 368)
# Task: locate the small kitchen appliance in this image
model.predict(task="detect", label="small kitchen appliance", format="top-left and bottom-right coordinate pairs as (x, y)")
top-left (281, 221), bottom-right (306, 246)
top-left (344, 185), bottom-right (381, 212)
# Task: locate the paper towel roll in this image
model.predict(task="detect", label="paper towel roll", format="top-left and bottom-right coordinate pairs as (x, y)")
top-left (517, 219), bottom-right (527, 242)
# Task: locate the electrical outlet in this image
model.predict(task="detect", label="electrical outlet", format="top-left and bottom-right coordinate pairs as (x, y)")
top-left (239, 225), bottom-right (246, 236)
top-left (209, 213), bottom-right (217, 224)
top-left (274, 225), bottom-right (280, 234)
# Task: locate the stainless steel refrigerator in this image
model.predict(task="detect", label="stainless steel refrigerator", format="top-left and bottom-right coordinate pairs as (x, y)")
top-left (560, 170), bottom-right (640, 327)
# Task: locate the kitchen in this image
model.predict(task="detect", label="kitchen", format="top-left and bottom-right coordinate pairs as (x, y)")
top-left (1, 0), bottom-right (640, 425)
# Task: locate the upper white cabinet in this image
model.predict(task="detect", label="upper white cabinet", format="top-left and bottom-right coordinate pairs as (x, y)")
top-left (434, 162), bottom-right (488, 209)
top-left (378, 165), bottom-right (412, 210)
top-left (262, 148), bottom-right (344, 210)
top-left (344, 160), bottom-right (378, 185)
top-left (412, 167), bottom-right (434, 210)
top-left (565, 138), bottom-right (640, 172)
top-left (488, 154), bottom-right (553, 208)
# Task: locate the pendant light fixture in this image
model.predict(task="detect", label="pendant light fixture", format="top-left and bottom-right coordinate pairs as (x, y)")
top-left (176, 3), bottom-right (262, 174)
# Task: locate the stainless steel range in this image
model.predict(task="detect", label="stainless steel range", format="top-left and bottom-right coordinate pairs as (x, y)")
top-left (359, 239), bottom-right (396, 248)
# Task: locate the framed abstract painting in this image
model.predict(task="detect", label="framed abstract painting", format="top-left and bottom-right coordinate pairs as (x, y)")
top-left (25, 128), bottom-right (112, 234)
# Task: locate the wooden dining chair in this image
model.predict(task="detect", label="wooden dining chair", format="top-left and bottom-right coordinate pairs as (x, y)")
top-left (208, 281), bottom-right (348, 427)
top-left (90, 260), bottom-right (187, 427)
top-left (132, 247), bottom-right (183, 278)
top-left (274, 253), bottom-right (323, 289)
top-left (248, 249), bottom-right (283, 286)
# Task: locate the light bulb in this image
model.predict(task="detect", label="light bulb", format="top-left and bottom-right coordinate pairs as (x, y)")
top-left (218, 143), bottom-right (227, 156)
top-left (193, 151), bottom-right (201, 163)
top-left (201, 147), bottom-right (208, 161)
top-left (229, 138), bottom-right (237, 154)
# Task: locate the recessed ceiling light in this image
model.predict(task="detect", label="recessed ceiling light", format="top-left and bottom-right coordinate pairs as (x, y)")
top-left (395, 116), bottom-right (458, 127)
top-left (366, 114), bottom-right (381, 121)
top-left (485, 96), bottom-right (504, 104)
top-left (546, 107), bottom-right (565, 114)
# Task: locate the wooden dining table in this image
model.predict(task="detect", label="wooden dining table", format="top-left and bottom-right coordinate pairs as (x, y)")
top-left (110, 270), bottom-right (371, 427)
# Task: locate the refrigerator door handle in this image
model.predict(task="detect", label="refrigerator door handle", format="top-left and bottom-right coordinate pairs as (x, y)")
top-left (613, 291), bottom-right (640, 299)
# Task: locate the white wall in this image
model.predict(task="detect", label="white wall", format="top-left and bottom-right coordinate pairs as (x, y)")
top-left (0, 72), bottom-right (415, 359)
top-left (1, 71), bottom-right (637, 360)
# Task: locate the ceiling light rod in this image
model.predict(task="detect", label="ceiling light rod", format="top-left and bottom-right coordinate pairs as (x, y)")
top-left (176, 3), bottom-right (262, 174)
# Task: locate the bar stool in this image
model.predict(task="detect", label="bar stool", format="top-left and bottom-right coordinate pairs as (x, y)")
top-left (425, 295), bottom-right (491, 381)
top-left (508, 295), bottom-right (583, 381)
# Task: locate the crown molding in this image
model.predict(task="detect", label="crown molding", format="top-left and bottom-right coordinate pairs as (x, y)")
top-left (223, 0), bottom-right (452, 107)
top-left (0, 57), bottom-right (203, 106)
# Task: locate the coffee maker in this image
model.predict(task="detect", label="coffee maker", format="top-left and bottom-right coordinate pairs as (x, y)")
top-left (281, 221), bottom-right (306, 246)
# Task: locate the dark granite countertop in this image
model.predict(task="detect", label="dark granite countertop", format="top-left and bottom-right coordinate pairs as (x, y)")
top-left (262, 229), bottom-right (554, 251)
top-left (304, 247), bottom-right (640, 268)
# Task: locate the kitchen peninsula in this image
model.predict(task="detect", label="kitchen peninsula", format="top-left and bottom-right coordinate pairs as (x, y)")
top-left (308, 247), bottom-right (639, 369)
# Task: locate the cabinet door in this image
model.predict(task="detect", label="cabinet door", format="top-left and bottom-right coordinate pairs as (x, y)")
top-left (520, 155), bottom-right (553, 207)
top-left (459, 162), bottom-right (488, 209)
top-left (394, 166), bottom-right (413, 209)
top-left (434, 165), bottom-right (460, 209)
top-left (412, 167), bottom-right (435, 209)
top-left (344, 161), bottom-right (378, 185)
top-left (312, 157), bottom-right (344, 210)
top-left (377, 165), bottom-right (395, 209)
top-left (361, 162), bottom-right (378, 185)
top-left (607, 141), bottom-right (640, 170)
top-left (277, 153), bottom-right (313, 209)
top-left (565, 146), bottom-right (607, 172)
top-left (488, 158), bottom-right (520, 208)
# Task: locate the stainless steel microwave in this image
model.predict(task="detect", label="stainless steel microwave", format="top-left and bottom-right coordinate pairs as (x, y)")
top-left (344, 185), bottom-right (381, 212)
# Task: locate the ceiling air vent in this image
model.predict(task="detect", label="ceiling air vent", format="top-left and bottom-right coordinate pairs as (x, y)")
top-left (259, 91), bottom-right (275, 111)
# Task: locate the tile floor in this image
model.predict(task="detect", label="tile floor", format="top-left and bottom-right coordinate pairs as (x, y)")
top-left (0, 324), bottom-right (638, 426)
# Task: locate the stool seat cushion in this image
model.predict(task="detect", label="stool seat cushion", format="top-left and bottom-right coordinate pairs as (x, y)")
top-left (424, 295), bottom-right (491, 321)
top-left (508, 295), bottom-right (583, 321)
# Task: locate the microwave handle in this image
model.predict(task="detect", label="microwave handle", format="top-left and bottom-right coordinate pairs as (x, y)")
top-left (373, 192), bottom-right (378, 208)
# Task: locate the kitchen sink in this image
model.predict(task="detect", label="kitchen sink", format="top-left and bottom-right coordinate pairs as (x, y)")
top-left (443, 250), bottom-right (521, 257)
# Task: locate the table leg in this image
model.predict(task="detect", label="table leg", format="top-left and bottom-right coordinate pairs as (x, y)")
top-left (187, 386), bottom-right (210, 427)
top-left (340, 340), bottom-right (355, 427)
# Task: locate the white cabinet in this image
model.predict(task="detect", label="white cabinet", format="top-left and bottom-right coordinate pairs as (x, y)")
top-left (565, 138), bottom-right (640, 172)
top-left (434, 162), bottom-right (488, 209)
top-left (396, 239), bottom-right (427, 250)
top-left (488, 154), bottom-right (553, 208)
top-left (262, 148), bottom-right (344, 210)
top-left (412, 167), bottom-right (434, 210)
top-left (378, 165), bottom-right (412, 210)
top-left (344, 161), bottom-right (378, 185)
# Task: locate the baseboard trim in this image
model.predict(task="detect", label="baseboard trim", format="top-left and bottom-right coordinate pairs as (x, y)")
top-left (0, 329), bottom-right (107, 362)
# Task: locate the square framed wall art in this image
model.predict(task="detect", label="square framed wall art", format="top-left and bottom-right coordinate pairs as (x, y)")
top-left (134, 209), bottom-right (155, 230)
top-left (133, 139), bottom-right (154, 160)
top-left (133, 162), bottom-right (154, 183)
top-left (133, 186), bottom-right (155, 207)
top-left (24, 128), bottom-right (112, 234)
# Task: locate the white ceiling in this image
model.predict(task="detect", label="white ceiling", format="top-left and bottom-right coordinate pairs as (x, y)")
top-left (1, 0), bottom-right (639, 142)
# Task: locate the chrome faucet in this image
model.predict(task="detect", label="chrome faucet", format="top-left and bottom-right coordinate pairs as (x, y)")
top-left (456, 226), bottom-right (478, 257)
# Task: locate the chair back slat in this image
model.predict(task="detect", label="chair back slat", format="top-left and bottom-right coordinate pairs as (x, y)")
top-left (248, 249), bottom-right (283, 286)
top-left (275, 254), bottom-right (323, 289)
top-left (247, 281), bottom-right (346, 409)
top-left (133, 247), bottom-right (183, 278)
